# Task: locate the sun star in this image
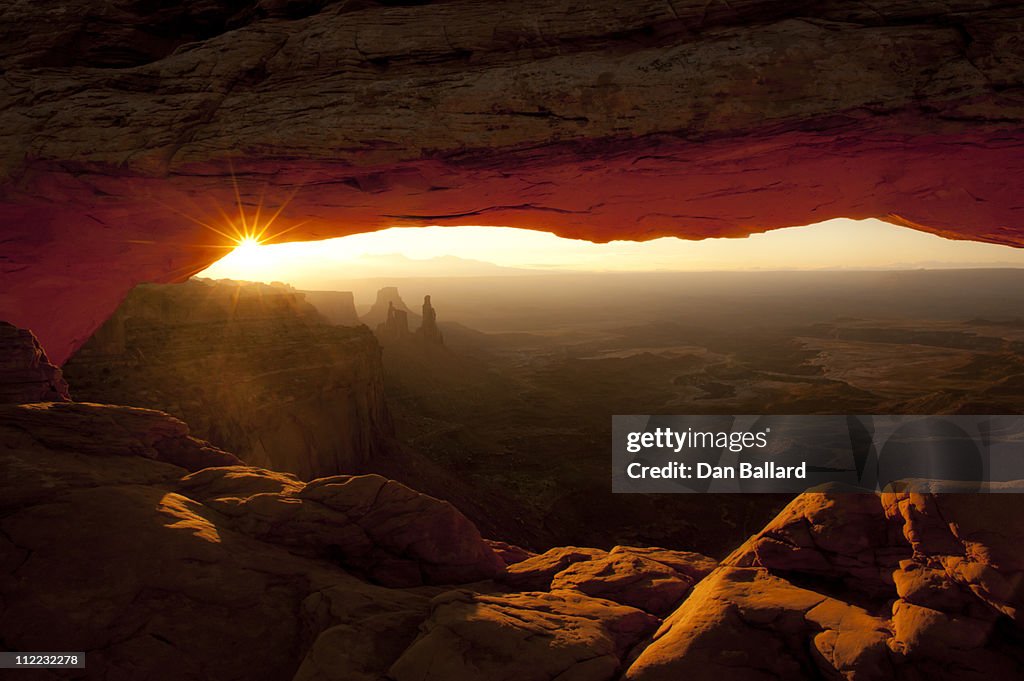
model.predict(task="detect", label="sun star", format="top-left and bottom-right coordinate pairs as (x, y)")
top-left (236, 235), bottom-right (262, 250)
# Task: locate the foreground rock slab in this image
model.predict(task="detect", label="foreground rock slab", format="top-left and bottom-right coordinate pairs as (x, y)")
top-left (626, 490), bottom-right (1024, 681)
top-left (0, 401), bottom-right (241, 476)
top-left (182, 467), bottom-right (505, 587)
top-left (389, 589), bottom-right (658, 681)
top-left (0, 411), bottom-right (428, 681)
top-left (550, 547), bottom-right (717, 616)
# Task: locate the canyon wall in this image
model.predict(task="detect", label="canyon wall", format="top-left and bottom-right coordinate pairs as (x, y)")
top-left (62, 279), bottom-right (393, 479)
top-left (1, 1), bottom-right (1022, 362)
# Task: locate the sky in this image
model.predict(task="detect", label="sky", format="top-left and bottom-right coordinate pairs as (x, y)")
top-left (197, 218), bottom-right (1024, 287)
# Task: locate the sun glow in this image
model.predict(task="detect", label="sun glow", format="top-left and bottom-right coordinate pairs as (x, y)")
top-left (158, 169), bottom-right (307, 279)
top-left (236, 235), bottom-right (263, 250)
top-left (198, 184), bottom-right (305, 254)
top-left (218, 234), bottom-right (276, 271)
top-left (196, 218), bottom-right (1024, 287)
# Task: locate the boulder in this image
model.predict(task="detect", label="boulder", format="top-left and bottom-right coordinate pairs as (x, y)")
top-left (502, 546), bottom-right (609, 590)
top-left (551, 547), bottom-right (716, 616)
top-left (724, 490), bottom-right (908, 597)
top-left (389, 589), bottom-right (659, 681)
top-left (184, 468), bottom-right (505, 587)
top-left (610, 546), bottom-right (718, 582)
top-left (625, 567), bottom-right (895, 681)
top-left (883, 492), bottom-right (1024, 623)
top-left (629, 490), bottom-right (1024, 680)
top-left (0, 418), bottom-right (431, 681)
top-left (880, 491), bottom-right (1024, 677)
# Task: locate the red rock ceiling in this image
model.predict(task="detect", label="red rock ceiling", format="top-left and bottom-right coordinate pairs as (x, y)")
top-left (1, 0), bottom-right (1022, 363)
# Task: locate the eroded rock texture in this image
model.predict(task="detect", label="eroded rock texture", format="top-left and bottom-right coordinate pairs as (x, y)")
top-left (1, 1), bottom-right (1023, 362)
top-left (180, 468), bottom-right (505, 587)
top-left (389, 589), bottom-right (659, 681)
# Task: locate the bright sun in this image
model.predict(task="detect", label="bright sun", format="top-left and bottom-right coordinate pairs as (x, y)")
top-left (170, 172), bottom-right (306, 267)
top-left (218, 235), bottom-right (271, 271)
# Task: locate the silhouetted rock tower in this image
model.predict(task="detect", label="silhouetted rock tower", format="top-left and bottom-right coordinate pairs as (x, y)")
top-left (417, 295), bottom-right (444, 345)
top-left (376, 301), bottom-right (411, 343)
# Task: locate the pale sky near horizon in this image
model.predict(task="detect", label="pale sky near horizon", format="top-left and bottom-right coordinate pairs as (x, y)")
top-left (197, 218), bottom-right (1024, 287)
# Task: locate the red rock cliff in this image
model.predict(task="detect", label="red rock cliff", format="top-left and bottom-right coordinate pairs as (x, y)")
top-left (0, 1), bottom-right (1021, 362)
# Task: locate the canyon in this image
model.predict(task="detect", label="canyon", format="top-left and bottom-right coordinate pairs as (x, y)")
top-left (373, 269), bottom-right (1024, 553)
top-left (59, 269), bottom-right (1024, 560)
top-left (57, 279), bottom-right (533, 547)
top-left (2, 323), bottom-right (1023, 680)
top-left (2, 1), bottom-right (1024, 678)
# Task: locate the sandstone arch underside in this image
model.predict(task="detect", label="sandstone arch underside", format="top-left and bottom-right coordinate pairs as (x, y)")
top-left (1, 0), bottom-right (1022, 363)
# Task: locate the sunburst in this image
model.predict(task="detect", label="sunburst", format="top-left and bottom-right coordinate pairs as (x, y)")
top-left (99, 163), bottom-right (318, 287)
top-left (235, 235), bottom-right (262, 250)
top-left (128, 167), bottom-right (309, 283)
top-left (203, 170), bottom-right (308, 251)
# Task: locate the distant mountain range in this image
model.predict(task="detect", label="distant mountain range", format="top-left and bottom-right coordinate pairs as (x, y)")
top-left (320, 253), bottom-right (542, 279)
